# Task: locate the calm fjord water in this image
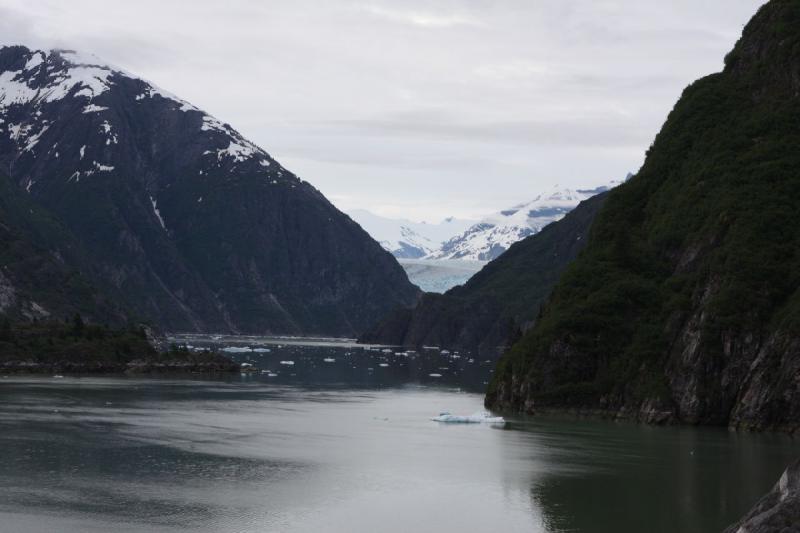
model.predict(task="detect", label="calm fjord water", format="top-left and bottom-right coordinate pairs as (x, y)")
top-left (0, 339), bottom-right (796, 533)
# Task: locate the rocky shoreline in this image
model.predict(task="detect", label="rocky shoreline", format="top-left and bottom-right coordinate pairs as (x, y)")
top-left (724, 460), bottom-right (800, 533)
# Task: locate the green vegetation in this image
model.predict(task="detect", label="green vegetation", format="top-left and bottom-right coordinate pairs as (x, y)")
top-left (488, 0), bottom-right (800, 417)
top-left (0, 315), bottom-right (236, 373)
top-left (0, 316), bottom-right (156, 371)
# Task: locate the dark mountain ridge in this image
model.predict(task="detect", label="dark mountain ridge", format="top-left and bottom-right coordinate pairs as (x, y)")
top-left (0, 46), bottom-right (419, 335)
top-left (486, 0), bottom-right (800, 433)
top-left (360, 193), bottom-right (607, 356)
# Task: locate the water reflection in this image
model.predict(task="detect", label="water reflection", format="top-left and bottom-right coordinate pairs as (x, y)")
top-left (0, 338), bottom-right (797, 533)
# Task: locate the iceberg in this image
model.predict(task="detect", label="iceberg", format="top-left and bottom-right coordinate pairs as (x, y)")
top-left (222, 346), bottom-right (252, 353)
top-left (431, 411), bottom-right (505, 425)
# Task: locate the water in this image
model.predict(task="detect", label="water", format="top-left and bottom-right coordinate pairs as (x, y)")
top-left (0, 338), bottom-right (797, 533)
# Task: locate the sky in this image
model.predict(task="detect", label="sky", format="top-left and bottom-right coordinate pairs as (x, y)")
top-left (0, 0), bottom-right (764, 221)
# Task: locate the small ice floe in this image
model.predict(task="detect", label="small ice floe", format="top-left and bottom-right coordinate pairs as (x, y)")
top-left (441, 350), bottom-right (451, 355)
top-left (223, 346), bottom-right (252, 353)
top-left (279, 360), bottom-right (295, 366)
top-left (431, 411), bottom-right (505, 425)
top-left (267, 373), bottom-right (278, 377)
top-left (323, 357), bottom-right (335, 363)
top-left (428, 373), bottom-right (442, 377)
top-left (252, 348), bottom-right (271, 353)
top-left (381, 348), bottom-right (393, 353)
top-left (53, 375), bottom-right (64, 379)
top-left (378, 363), bottom-right (389, 367)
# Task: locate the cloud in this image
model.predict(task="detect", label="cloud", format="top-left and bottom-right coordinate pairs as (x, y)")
top-left (356, 4), bottom-right (484, 28)
top-left (0, 0), bottom-right (765, 220)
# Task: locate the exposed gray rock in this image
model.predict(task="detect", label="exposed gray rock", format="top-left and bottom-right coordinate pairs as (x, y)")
top-left (724, 460), bottom-right (800, 533)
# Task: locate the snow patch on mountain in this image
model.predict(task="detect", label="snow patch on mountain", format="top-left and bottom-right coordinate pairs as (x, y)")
top-left (426, 180), bottom-right (626, 261)
top-left (347, 209), bottom-right (475, 259)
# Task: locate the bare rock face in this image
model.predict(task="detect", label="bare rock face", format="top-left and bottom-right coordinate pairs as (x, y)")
top-left (724, 460), bottom-right (800, 533)
top-left (0, 46), bottom-right (418, 335)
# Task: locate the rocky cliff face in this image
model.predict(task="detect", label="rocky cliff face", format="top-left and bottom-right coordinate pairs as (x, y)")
top-left (724, 459), bottom-right (800, 533)
top-left (360, 193), bottom-right (606, 356)
top-left (0, 46), bottom-right (419, 335)
top-left (486, 0), bottom-right (800, 433)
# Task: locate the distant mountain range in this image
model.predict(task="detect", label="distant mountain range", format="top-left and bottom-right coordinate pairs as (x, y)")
top-left (361, 192), bottom-right (608, 356)
top-left (349, 179), bottom-right (625, 266)
top-left (0, 46), bottom-right (419, 335)
top-left (427, 181), bottom-right (626, 261)
top-left (345, 210), bottom-right (474, 259)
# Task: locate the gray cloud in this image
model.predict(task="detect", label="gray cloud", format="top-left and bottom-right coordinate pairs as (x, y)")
top-left (0, 0), bottom-right (764, 220)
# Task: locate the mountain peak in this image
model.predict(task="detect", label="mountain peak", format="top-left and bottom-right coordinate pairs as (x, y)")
top-left (0, 43), bottom-right (419, 335)
top-left (724, 0), bottom-right (800, 94)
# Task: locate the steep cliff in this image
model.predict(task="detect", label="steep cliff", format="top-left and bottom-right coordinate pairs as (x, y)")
top-left (486, 0), bottom-right (800, 432)
top-left (0, 46), bottom-right (419, 336)
top-left (361, 193), bottom-right (606, 356)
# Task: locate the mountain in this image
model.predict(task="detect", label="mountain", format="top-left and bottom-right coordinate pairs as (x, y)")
top-left (0, 46), bottom-right (419, 336)
top-left (346, 209), bottom-right (474, 259)
top-left (0, 167), bottom-right (125, 324)
top-left (486, 0), bottom-right (800, 433)
top-left (360, 193), bottom-right (607, 356)
top-left (426, 183), bottom-right (622, 261)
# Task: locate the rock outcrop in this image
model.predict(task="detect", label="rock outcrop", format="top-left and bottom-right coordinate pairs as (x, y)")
top-left (723, 459), bottom-right (800, 533)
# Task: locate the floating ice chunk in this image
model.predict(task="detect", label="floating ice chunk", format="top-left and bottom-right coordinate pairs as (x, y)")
top-left (222, 346), bottom-right (252, 353)
top-left (279, 360), bottom-right (295, 365)
top-left (428, 373), bottom-right (442, 377)
top-left (378, 363), bottom-right (389, 367)
top-left (431, 411), bottom-right (505, 425)
top-left (83, 104), bottom-right (108, 113)
top-left (323, 357), bottom-right (335, 363)
top-left (252, 348), bottom-right (271, 353)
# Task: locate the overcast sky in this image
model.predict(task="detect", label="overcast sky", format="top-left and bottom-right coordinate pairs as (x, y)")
top-left (1, 0), bottom-right (764, 221)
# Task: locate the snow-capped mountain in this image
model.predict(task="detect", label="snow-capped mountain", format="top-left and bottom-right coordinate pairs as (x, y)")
top-left (0, 46), bottom-right (419, 335)
top-left (426, 181), bottom-right (626, 261)
top-left (347, 209), bottom-right (475, 258)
